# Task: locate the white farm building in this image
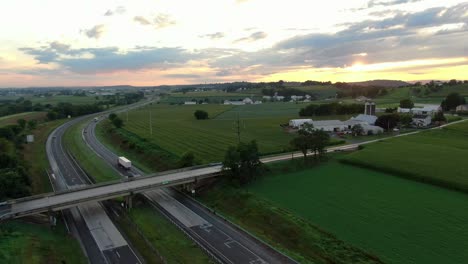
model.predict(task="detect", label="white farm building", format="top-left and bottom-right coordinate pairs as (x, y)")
top-left (289, 119), bottom-right (312, 128)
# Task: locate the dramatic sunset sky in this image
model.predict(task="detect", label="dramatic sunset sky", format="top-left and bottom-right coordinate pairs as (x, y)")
top-left (0, 0), bottom-right (466, 87)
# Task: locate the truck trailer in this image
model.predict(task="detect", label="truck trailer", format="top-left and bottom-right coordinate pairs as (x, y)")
top-left (118, 156), bottom-right (132, 170)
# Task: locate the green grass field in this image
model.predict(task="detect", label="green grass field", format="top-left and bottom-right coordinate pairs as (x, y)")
top-left (342, 120), bottom-right (468, 192)
top-left (0, 112), bottom-right (47, 127)
top-left (119, 103), bottom-right (351, 163)
top-left (0, 221), bottom-right (86, 264)
top-left (63, 118), bottom-right (121, 183)
top-left (248, 161), bottom-right (468, 264)
top-left (129, 204), bottom-right (213, 264)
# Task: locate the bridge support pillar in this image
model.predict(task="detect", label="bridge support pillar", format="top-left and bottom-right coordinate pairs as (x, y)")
top-left (125, 195), bottom-right (133, 210)
top-left (48, 210), bottom-right (57, 229)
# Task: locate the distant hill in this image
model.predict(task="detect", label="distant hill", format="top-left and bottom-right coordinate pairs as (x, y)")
top-left (347, 80), bottom-right (410, 88)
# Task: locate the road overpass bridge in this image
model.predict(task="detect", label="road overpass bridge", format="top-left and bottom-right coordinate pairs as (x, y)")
top-left (0, 165), bottom-right (222, 221)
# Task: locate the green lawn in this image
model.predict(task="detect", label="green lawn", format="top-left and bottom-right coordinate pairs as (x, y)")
top-left (342, 120), bottom-right (468, 192)
top-left (0, 221), bottom-right (86, 264)
top-left (118, 103), bottom-right (352, 163)
top-left (63, 118), bottom-right (121, 183)
top-left (248, 161), bottom-right (468, 264)
top-left (129, 205), bottom-right (212, 264)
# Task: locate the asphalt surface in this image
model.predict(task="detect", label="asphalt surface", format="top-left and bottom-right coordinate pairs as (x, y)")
top-left (47, 114), bottom-right (141, 264)
top-left (84, 113), bottom-right (297, 263)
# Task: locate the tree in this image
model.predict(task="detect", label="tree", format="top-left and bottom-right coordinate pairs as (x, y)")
top-left (291, 125), bottom-right (330, 160)
top-left (108, 113), bottom-right (117, 120)
top-left (112, 117), bottom-right (124, 128)
top-left (432, 111), bottom-right (446, 123)
top-left (16, 119), bottom-right (26, 130)
top-left (27, 120), bottom-right (37, 130)
top-left (351, 124), bottom-right (364, 136)
top-left (399, 98), bottom-right (414, 109)
top-left (222, 140), bottom-right (262, 185)
top-left (290, 135), bottom-right (309, 160)
top-left (441, 93), bottom-right (466, 111)
top-left (194, 110), bottom-right (209, 120)
top-left (375, 114), bottom-right (400, 131)
top-left (179, 152), bottom-right (195, 167)
top-left (399, 114), bottom-right (413, 127)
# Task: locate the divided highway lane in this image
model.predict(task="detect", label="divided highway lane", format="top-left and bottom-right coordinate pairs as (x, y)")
top-left (84, 114), bottom-right (297, 263)
top-left (47, 115), bottom-right (142, 264)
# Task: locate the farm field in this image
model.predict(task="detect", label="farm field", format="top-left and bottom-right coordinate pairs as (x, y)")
top-left (0, 95), bottom-right (101, 105)
top-left (119, 103), bottom-right (352, 162)
top-left (0, 112), bottom-right (46, 127)
top-left (342, 120), bottom-right (468, 192)
top-left (249, 161), bottom-right (468, 264)
top-left (161, 91), bottom-right (261, 104)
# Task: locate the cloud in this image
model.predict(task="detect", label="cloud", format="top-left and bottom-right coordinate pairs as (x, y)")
top-left (153, 14), bottom-right (176, 28)
top-left (163, 74), bottom-right (201, 79)
top-left (84, 24), bottom-right (106, 39)
top-left (133, 14), bottom-right (176, 29)
top-left (234, 31), bottom-right (267, 43)
top-left (134, 16), bottom-right (151, 25)
top-left (367, 0), bottom-right (422, 8)
top-left (104, 6), bottom-right (126, 16)
top-left (20, 44), bottom-right (200, 74)
top-left (200, 32), bottom-right (225, 39)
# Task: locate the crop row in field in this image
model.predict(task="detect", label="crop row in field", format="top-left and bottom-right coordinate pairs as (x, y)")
top-left (249, 161), bottom-right (468, 264)
top-left (122, 104), bottom-right (297, 162)
top-left (120, 103), bottom-right (355, 162)
top-left (342, 120), bottom-right (468, 192)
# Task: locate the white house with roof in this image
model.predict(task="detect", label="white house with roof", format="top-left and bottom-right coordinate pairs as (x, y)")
top-left (456, 104), bottom-right (468, 112)
top-left (412, 115), bottom-right (432, 127)
top-left (398, 105), bottom-right (441, 115)
top-left (243, 98), bottom-right (254, 104)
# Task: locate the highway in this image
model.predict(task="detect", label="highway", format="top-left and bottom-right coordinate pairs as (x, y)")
top-left (46, 112), bottom-right (143, 263)
top-left (84, 111), bottom-right (298, 263)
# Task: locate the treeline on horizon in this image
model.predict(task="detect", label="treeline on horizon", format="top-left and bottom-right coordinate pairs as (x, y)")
top-left (0, 92), bottom-right (144, 119)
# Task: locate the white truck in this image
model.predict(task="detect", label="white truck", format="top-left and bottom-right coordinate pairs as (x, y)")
top-left (118, 156), bottom-right (132, 170)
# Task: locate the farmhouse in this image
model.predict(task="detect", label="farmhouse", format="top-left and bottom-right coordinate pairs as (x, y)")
top-left (398, 105), bottom-right (441, 115)
top-left (243, 98), bottom-right (254, 104)
top-left (412, 115), bottom-right (432, 127)
top-left (184, 101), bottom-right (197, 105)
top-left (456, 104), bottom-right (468, 112)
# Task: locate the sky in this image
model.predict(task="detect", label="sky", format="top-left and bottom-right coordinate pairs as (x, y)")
top-left (0, 0), bottom-right (467, 87)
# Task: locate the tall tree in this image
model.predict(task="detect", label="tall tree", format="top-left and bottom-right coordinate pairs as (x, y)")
top-left (441, 93), bottom-right (466, 111)
top-left (399, 98), bottom-right (414, 109)
top-left (222, 140), bottom-right (262, 185)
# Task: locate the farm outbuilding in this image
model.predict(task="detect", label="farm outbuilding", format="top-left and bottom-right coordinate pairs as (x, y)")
top-left (311, 120), bottom-right (347, 132)
top-left (412, 115), bottom-right (432, 127)
top-left (289, 119), bottom-right (312, 128)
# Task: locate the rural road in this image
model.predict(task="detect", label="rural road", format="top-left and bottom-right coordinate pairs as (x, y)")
top-left (84, 107), bottom-right (298, 264)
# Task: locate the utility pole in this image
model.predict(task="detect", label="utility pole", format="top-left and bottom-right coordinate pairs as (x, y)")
top-left (149, 110), bottom-right (153, 136)
top-left (235, 113), bottom-right (241, 143)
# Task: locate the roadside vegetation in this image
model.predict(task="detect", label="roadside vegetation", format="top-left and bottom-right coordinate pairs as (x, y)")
top-left (127, 202), bottom-right (213, 264)
top-left (342, 120), bottom-right (468, 193)
top-left (0, 221), bottom-right (87, 264)
top-left (63, 118), bottom-right (120, 183)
